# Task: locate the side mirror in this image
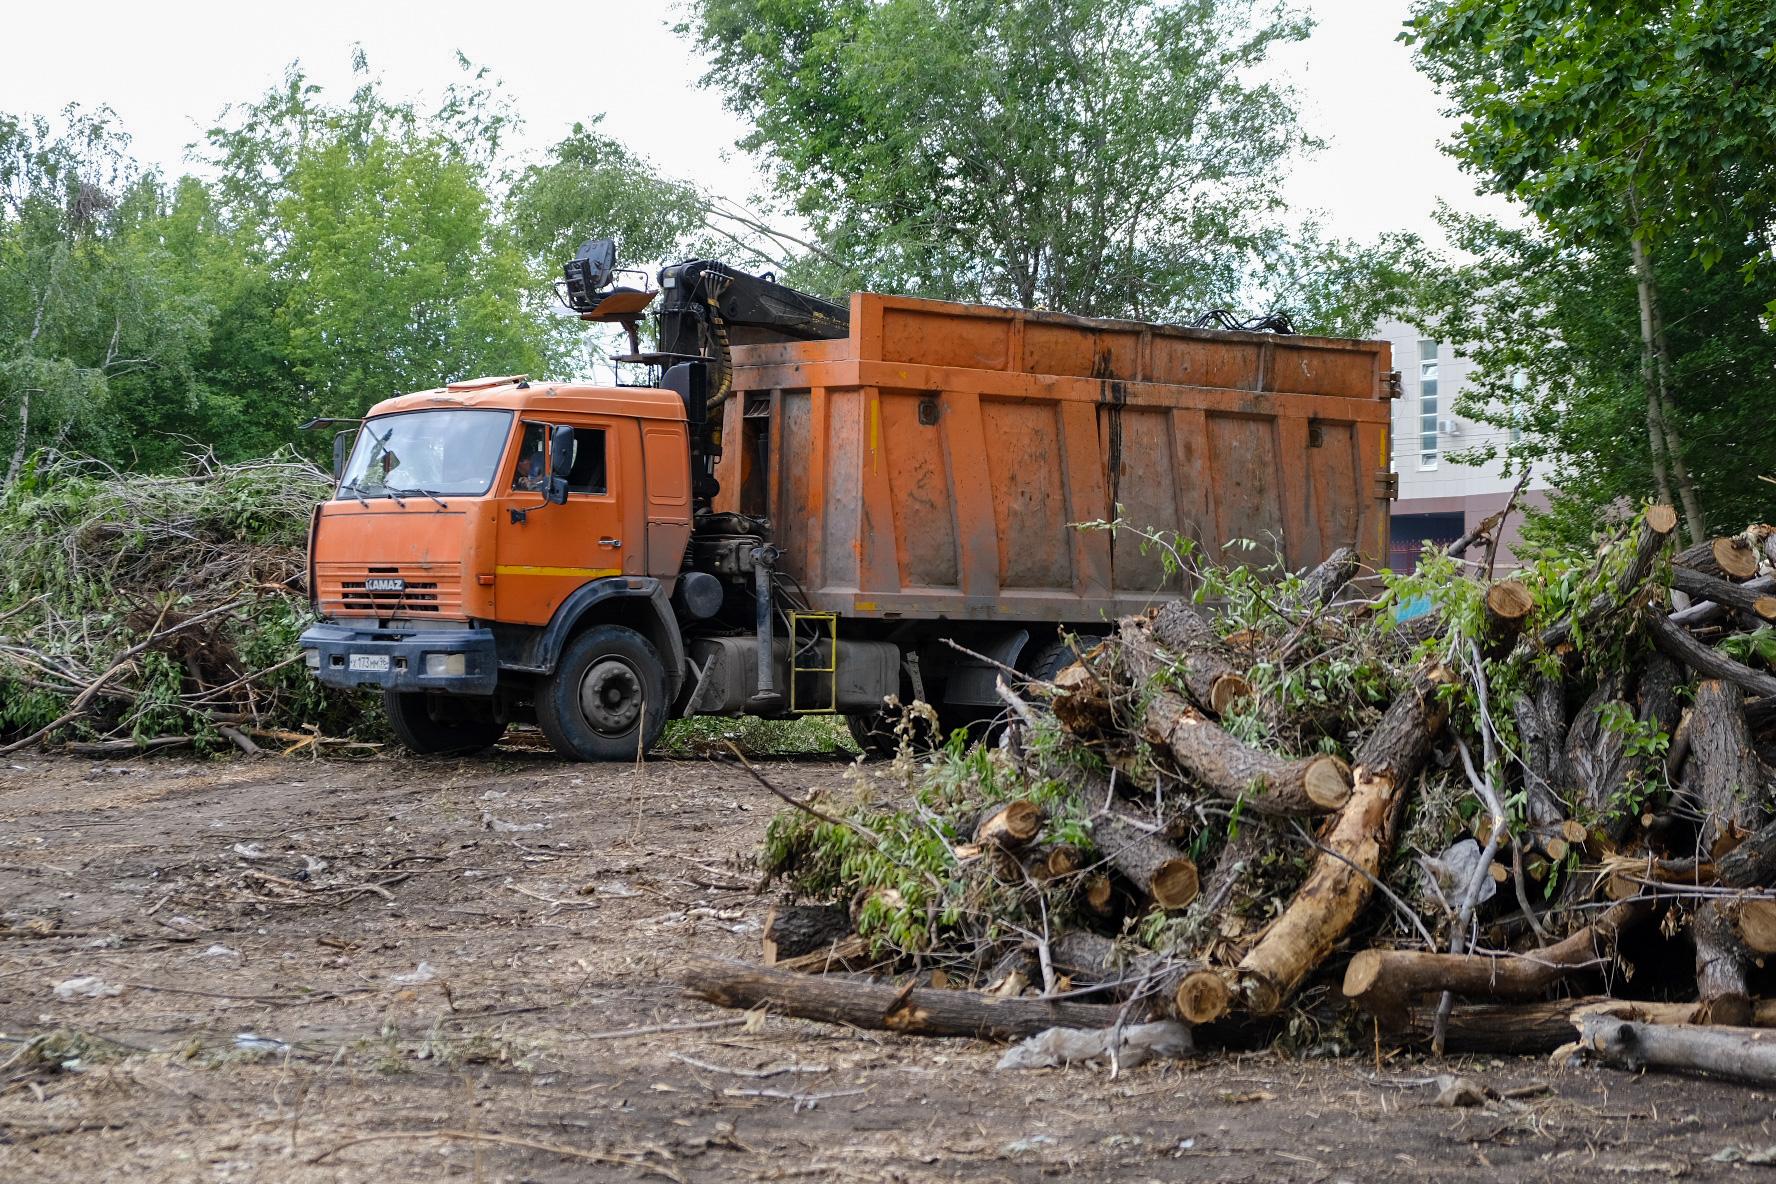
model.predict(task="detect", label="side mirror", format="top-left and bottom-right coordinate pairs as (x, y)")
top-left (332, 430), bottom-right (353, 481)
top-left (549, 424), bottom-right (575, 480)
top-left (545, 475), bottom-right (569, 505)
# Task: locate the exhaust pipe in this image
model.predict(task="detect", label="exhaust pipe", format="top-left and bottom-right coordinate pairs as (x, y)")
top-left (747, 544), bottom-right (785, 713)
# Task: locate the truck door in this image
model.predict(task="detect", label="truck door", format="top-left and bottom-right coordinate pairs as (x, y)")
top-left (493, 418), bottom-right (642, 626)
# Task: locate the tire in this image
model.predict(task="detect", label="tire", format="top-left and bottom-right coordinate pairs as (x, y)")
top-left (847, 699), bottom-right (969, 757)
top-left (383, 691), bottom-right (507, 756)
top-left (535, 625), bottom-right (669, 761)
top-left (1023, 634), bottom-right (1092, 685)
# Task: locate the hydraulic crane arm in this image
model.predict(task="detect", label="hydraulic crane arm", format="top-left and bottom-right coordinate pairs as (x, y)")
top-left (558, 237), bottom-right (850, 513)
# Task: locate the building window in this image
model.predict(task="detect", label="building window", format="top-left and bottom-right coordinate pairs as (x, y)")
top-left (1418, 339), bottom-right (1439, 469)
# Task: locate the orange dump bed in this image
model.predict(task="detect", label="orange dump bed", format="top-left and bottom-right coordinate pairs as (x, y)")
top-left (716, 293), bottom-right (1395, 623)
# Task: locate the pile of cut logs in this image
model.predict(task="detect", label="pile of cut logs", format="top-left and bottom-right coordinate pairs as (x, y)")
top-left (687, 508), bottom-right (1776, 1083)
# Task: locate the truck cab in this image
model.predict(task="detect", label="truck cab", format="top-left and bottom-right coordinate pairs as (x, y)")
top-left (301, 375), bottom-right (700, 758)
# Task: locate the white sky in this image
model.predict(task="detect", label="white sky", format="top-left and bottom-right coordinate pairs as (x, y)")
top-left (1, 0), bottom-right (1511, 248)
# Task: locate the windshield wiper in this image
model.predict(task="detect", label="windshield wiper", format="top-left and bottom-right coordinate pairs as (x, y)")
top-left (406, 487), bottom-right (449, 509)
top-left (337, 480), bottom-right (372, 508)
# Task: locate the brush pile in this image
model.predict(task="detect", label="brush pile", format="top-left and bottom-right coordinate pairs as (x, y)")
top-left (688, 505), bottom-right (1776, 1080)
top-left (0, 451), bottom-right (374, 755)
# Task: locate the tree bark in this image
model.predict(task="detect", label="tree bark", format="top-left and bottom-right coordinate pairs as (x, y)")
top-left (1564, 675), bottom-right (1631, 831)
top-left (1233, 664), bottom-right (1455, 1014)
top-left (1645, 606), bottom-right (1776, 699)
top-left (1513, 667), bottom-right (1569, 833)
top-left (1675, 537), bottom-right (1761, 583)
top-left (1629, 230), bottom-right (1705, 543)
top-left (5, 388), bottom-right (29, 489)
top-left (1694, 902), bottom-right (1755, 1026)
top-left (1671, 568), bottom-right (1775, 622)
top-left (1686, 680), bottom-right (1767, 853)
top-left (1384, 997), bottom-right (1613, 1055)
top-left (1092, 811), bottom-right (1199, 909)
top-left (1341, 899), bottom-right (1650, 1024)
top-left (1539, 505), bottom-right (1677, 649)
top-left (1576, 1014), bottom-right (1776, 1084)
top-left (1147, 603), bottom-right (1252, 715)
top-left (1141, 690), bottom-right (1350, 816)
top-left (681, 956), bottom-right (1125, 1039)
top-left (1047, 931), bottom-right (1228, 1023)
top-left (1671, 575), bottom-right (1776, 629)
top-left (1298, 545), bottom-right (1360, 609)
top-left (762, 902), bottom-right (852, 964)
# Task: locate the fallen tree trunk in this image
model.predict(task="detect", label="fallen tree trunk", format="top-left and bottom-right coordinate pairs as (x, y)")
top-left (1513, 668), bottom-right (1570, 835)
top-left (1575, 1014), bottom-right (1776, 1084)
top-left (681, 956), bottom-right (1124, 1039)
top-left (1148, 603), bottom-right (1253, 715)
top-left (1675, 535), bottom-right (1761, 582)
top-left (1234, 664), bottom-right (1455, 1014)
top-left (1670, 576), bottom-right (1776, 629)
top-left (762, 902), bottom-right (852, 964)
top-left (1341, 899), bottom-right (1650, 1023)
top-left (1694, 902), bottom-right (1755, 1026)
top-left (975, 800), bottom-right (1043, 849)
top-left (1048, 931), bottom-right (1229, 1023)
top-left (1392, 997), bottom-right (1776, 1055)
top-left (1092, 811), bottom-right (1199, 910)
top-left (1540, 505), bottom-right (1677, 650)
top-left (1671, 567), bottom-right (1776, 625)
top-left (1643, 607), bottom-right (1776, 699)
top-left (1482, 579), bottom-right (1534, 658)
top-left (1299, 545), bottom-right (1360, 610)
top-left (1141, 690), bottom-right (1351, 816)
top-left (1389, 998), bottom-right (1614, 1056)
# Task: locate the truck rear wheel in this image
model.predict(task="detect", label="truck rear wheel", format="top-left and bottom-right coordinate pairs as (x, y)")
top-left (536, 625), bottom-right (668, 761)
top-left (383, 691), bottom-right (507, 756)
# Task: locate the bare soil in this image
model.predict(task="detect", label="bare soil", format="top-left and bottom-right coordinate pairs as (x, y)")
top-left (3, 743), bottom-right (1774, 1182)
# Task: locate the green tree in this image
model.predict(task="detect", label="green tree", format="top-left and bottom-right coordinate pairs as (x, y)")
top-left (681, 0), bottom-right (1315, 319)
top-left (1406, 211), bottom-right (1776, 549)
top-left (204, 57), bottom-right (558, 430)
top-left (1407, 0), bottom-right (1776, 541)
top-left (0, 108), bottom-right (212, 480)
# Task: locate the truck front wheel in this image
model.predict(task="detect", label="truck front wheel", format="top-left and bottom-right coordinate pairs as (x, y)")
top-left (536, 625), bottom-right (668, 760)
top-left (383, 692), bottom-right (507, 756)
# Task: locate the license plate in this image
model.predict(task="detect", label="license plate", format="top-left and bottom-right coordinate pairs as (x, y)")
top-left (348, 653), bottom-right (391, 673)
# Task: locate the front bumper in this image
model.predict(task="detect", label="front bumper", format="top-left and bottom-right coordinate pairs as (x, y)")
top-left (300, 622), bottom-right (499, 695)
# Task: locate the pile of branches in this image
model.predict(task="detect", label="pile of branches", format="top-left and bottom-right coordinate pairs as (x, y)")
top-left (688, 507), bottom-right (1776, 1083)
top-left (0, 451), bottom-right (373, 755)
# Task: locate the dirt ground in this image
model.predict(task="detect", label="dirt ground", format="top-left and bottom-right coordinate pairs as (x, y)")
top-left (3, 742), bottom-right (1775, 1182)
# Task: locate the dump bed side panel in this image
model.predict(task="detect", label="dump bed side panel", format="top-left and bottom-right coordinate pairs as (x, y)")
top-left (722, 293), bottom-right (1393, 623)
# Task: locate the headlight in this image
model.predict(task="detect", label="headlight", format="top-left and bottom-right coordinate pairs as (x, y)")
top-left (424, 653), bottom-right (467, 677)
top-left (304, 649), bottom-right (321, 669)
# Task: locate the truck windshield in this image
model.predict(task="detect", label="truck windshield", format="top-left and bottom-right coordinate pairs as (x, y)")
top-left (338, 409), bottom-right (515, 499)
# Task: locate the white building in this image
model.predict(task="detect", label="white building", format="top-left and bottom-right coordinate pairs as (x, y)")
top-left (1373, 317), bottom-right (1552, 570)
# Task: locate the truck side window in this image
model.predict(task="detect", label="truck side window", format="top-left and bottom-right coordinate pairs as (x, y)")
top-left (513, 423), bottom-right (547, 490)
top-left (566, 428), bottom-right (607, 494)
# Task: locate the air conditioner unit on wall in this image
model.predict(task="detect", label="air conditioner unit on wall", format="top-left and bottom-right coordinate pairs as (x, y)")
top-left (1438, 418), bottom-right (1462, 435)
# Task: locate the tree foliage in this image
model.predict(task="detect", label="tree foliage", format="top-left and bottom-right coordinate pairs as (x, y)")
top-left (1407, 0), bottom-right (1776, 540)
top-left (1407, 0), bottom-right (1776, 278)
top-left (0, 55), bottom-right (712, 478)
top-left (682, 0), bottom-right (1316, 319)
top-left (1407, 211), bottom-right (1776, 547)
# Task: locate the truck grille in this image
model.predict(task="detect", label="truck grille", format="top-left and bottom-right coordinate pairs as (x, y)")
top-left (316, 563), bottom-right (464, 618)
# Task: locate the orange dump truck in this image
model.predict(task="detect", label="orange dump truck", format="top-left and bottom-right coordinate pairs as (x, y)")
top-left (301, 246), bottom-right (1396, 758)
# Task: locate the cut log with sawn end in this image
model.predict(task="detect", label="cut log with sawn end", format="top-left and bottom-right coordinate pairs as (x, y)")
top-left (1235, 663), bottom-right (1455, 1015)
